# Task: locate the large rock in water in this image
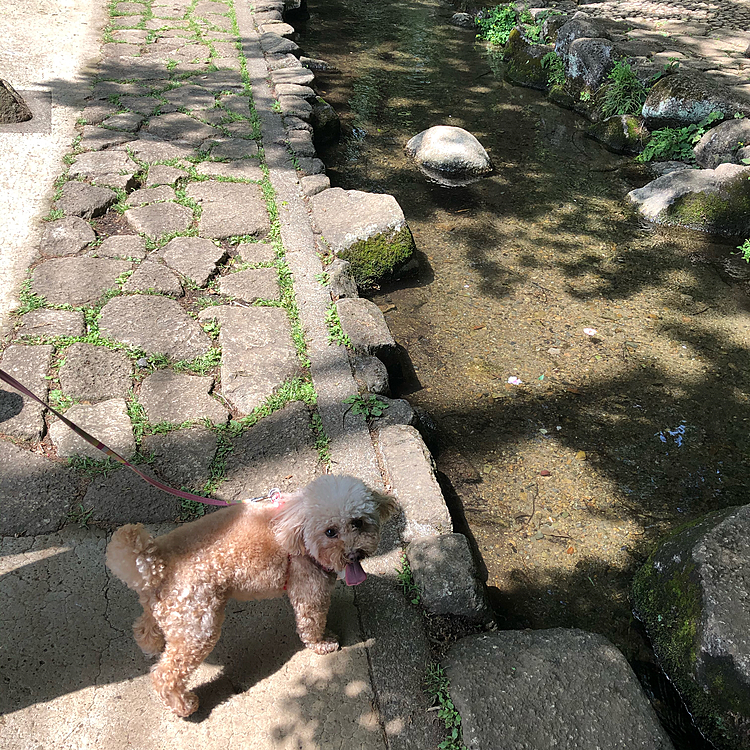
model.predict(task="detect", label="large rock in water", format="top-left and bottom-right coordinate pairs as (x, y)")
top-left (693, 118), bottom-right (750, 168)
top-left (0, 79), bottom-right (32, 123)
top-left (310, 187), bottom-right (416, 286)
top-left (588, 114), bottom-right (648, 155)
top-left (405, 125), bottom-right (493, 187)
top-left (445, 630), bottom-right (675, 750)
top-left (627, 163), bottom-right (750, 236)
top-left (642, 71), bottom-right (750, 129)
top-left (503, 29), bottom-right (553, 92)
top-left (633, 505), bottom-right (750, 750)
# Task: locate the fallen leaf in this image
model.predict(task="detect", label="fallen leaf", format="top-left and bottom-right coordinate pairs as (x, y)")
top-left (566, 546), bottom-right (576, 554)
top-left (575, 451), bottom-right (587, 460)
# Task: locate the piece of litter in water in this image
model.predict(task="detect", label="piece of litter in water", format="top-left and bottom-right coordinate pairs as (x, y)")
top-left (583, 328), bottom-right (597, 336)
top-left (656, 422), bottom-right (686, 447)
top-left (508, 376), bottom-right (523, 385)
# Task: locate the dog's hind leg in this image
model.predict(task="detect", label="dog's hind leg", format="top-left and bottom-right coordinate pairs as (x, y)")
top-left (149, 601), bottom-right (227, 717)
top-left (133, 599), bottom-right (165, 657)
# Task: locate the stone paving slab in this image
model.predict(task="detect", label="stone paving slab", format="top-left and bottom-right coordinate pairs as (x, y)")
top-left (216, 401), bottom-right (322, 502)
top-left (195, 159), bottom-right (264, 180)
top-left (58, 342), bottom-right (133, 402)
top-left (96, 234), bottom-right (148, 260)
top-left (56, 181), bottom-right (117, 219)
top-left (445, 630), bottom-right (675, 750)
top-left (122, 259), bottom-right (184, 295)
top-left (123, 137), bottom-right (194, 163)
top-left (83, 466), bottom-right (182, 526)
top-left (49, 398), bottom-right (136, 459)
top-left (79, 124), bottom-right (139, 151)
top-left (31, 257), bottom-right (131, 306)
top-left (16, 309), bottom-right (86, 339)
top-left (198, 305), bottom-right (298, 413)
top-left (39, 216), bottom-right (96, 257)
top-left (68, 151), bottom-right (137, 180)
top-left (239, 240), bottom-right (276, 264)
top-left (0, 344), bottom-right (52, 441)
top-left (204, 137), bottom-right (260, 159)
top-left (101, 111), bottom-right (145, 132)
top-left (99, 295), bottom-right (212, 361)
top-left (186, 181), bottom-right (270, 239)
top-left (146, 112), bottom-right (222, 145)
top-left (141, 424), bottom-right (218, 490)
top-left (124, 202), bottom-right (194, 239)
top-left (0, 440), bottom-right (78, 535)
top-left (125, 185), bottom-right (176, 206)
top-left (139, 369), bottom-right (229, 425)
top-left (159, 235), bottom-right (226, 286)
top-left (146, 164), bottom-right (187, 186)
top-left (218, 267), bottom-right (280, 301)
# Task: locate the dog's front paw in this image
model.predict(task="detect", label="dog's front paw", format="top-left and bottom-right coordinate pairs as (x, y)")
top-left (170, 691), bottom-right (200, 718)
top-left (306, 636), bottom-right (340, 655)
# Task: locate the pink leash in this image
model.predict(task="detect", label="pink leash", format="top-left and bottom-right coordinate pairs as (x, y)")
top-left (0, 367), bottom-right (231, 506)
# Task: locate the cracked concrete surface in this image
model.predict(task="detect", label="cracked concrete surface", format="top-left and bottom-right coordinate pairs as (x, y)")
top-left (0, 0), bottom-right (108, 339)
top-left (0, 528), bottom-right (388, 749)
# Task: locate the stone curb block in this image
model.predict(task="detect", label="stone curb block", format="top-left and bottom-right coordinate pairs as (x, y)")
top-left (406, 533), bottom-right (494, 624)
top-left (376, 424), bottom-right (452, 542)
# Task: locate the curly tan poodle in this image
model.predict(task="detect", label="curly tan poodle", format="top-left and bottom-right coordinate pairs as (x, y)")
top-left (106, 474), bottom-right (397, 717)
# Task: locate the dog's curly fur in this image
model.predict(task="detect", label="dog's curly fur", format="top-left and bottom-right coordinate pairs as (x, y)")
top-left (106, 475), bottom-right (397, 717)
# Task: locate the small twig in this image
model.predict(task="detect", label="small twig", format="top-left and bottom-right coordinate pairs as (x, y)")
top-left (519, 483), bottom-right (538, 527)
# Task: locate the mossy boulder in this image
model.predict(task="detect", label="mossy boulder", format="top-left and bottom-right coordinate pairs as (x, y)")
top-left (642, 71), bottom-right (750, 130)
top-left (633, 505), bottom-right (750, 750)
top-left (627, 163), bottom-right (750, 236)
top-left (309, 187), bottom-right (416, 287)
top-left (310, 96), bottom-right (340, 149)
top-left (587, 114), bottom-right (648, 155)
top-left (554, 12), bottom-right (611, 57)
top-left (694, 118), bottom-right (750, 168)
top-left (503, 28), bottom-right (553, 92)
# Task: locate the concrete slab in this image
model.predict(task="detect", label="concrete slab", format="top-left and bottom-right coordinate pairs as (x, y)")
top-left (0, 527), bottom-right (387, 749)
top-left (0, 0), bottom-right (109, 336)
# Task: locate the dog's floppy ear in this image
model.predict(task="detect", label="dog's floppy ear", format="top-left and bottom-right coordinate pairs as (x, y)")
top-left (372, 490), bottom-right (399, 522)
top-left (271, 492), bottom-right (308, 555)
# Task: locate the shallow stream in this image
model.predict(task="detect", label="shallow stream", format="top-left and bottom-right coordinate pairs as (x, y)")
top-left (294, 0), bottom-right (749, 732)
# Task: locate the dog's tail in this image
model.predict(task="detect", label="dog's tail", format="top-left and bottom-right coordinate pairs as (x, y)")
top-left (106, 524), bottom-right (165, 594)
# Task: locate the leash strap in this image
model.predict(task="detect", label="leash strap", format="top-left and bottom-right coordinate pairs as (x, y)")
top-left (0, 367), bottom-right (231, 507)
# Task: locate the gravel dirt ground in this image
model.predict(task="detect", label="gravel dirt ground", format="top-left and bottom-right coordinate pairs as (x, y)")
top-left (298, 0), bottom-right (750, 665)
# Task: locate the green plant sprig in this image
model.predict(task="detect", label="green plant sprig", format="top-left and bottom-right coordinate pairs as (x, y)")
top-left (424, 663), bottom-right (467, 750)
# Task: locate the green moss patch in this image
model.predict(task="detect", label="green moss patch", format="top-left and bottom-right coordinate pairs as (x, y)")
top-left (338, 225), bottom-right (415, 287)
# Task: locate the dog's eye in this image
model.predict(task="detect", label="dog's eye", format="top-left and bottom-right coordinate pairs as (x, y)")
top-left (325, 527), bottom-right (338, 538)
top-left (351, 518), bottom-right (363, 529)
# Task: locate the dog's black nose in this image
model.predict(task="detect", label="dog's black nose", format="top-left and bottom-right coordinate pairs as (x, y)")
top-left (346, 551), bottom-right (363, 563)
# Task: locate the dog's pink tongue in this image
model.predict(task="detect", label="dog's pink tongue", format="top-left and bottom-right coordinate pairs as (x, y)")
top-left (345, 560), bottom-right (367, 586)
